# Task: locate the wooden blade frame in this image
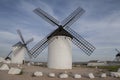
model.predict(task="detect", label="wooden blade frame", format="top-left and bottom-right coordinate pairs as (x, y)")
top-left (65, 27), bottom-right (95, 56)
top-left (17, 29), bottom-right (26, 44)
top-left (33, 8), bottom-right (60, 27)
top-left (62, 7), bottom-right (85, 28)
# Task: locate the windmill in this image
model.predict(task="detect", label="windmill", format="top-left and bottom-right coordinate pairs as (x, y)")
top-left (5, 30), bottom-right (33, 64)
top-left (114, 49), bottom-right (120, 61)
top-left (30, 7), bottom-right (95, 69)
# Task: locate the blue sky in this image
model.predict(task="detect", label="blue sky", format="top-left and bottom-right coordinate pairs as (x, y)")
top-left (0, 0), bottom-right (120, 62)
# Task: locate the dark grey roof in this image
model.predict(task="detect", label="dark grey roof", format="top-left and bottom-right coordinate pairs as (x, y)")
top-left (12, 41), bottom-right (23, 47)
top-left (47, 27), bottom-right (73, 39)
top-left (116, 53), bottom-right (120, 57)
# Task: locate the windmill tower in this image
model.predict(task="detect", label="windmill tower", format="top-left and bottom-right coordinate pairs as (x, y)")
top-left (5, 30), bottom-right (33, 64)
top-left (30, 7), bottom-right (95, 69)
top-left (114, 49), bottom-right (120, 61)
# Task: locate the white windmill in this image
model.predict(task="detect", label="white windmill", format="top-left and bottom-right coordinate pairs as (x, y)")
top-left (30, 7), bottom-right (95, 69)
top-left (5, 30), bottom-right (33, 64)
top-left (114, 49), bottom-right (120, 61)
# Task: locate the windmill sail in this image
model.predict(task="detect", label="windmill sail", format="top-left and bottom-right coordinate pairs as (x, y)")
top-left (115, 49), bottom-right (120, 53)
top-left (5, 51), bottom-right (12, 60)
top-left (62, 7), bottom-right (85, 28)
top-left (33, 8), bottom-right (60, 27)
top-left (32, 6), bottom-right (95, 58)
top-left (30, 36), bottom-right (48, 57)
top-left (17, 29), bottom-right (26, 44)
top-left (26, 38), bottom-right (34, 45)
top-left (17, 29), bottom-right (33, 58)
top-left (30, 36), bottom-right (56, 58)
top-left (65, 27), bottom-right (95, 55)
top-left (29, 29), bottom-right (57, 58)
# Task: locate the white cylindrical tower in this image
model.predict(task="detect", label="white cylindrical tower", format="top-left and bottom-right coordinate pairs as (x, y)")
top-left (47, 36), bottom-right (72, 69)
top-left (11, 47), bottom-right (26, 64)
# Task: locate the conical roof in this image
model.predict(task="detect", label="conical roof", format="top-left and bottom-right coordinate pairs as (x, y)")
top-left (47, 27), bottom-right (73, 39)
top-left (116, 53), bottom-right (120, 57)
top-left (12, 42), bottom-right (23, 47)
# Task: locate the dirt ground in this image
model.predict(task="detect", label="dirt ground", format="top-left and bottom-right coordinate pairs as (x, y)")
top-left (0, 63), bottom-right (120, 80)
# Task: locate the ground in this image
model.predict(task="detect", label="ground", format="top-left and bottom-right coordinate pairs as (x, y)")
top-left (0, 63), bottom-right (120, 80)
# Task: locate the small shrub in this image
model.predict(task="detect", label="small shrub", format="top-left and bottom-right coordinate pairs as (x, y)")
top-left (98, 66), bottom-right (120, 72)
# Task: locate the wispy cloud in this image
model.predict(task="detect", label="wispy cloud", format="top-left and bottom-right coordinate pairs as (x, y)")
top-left (0, 0), bottom-right (120, 61)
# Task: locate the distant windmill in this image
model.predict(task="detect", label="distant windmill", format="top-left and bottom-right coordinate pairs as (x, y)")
top-left (114, 49), bottom-right (120, 61)
top-left (5, 30), bottom-right (33, 64)
top-left (30, 7), bottom-right (95, 69)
